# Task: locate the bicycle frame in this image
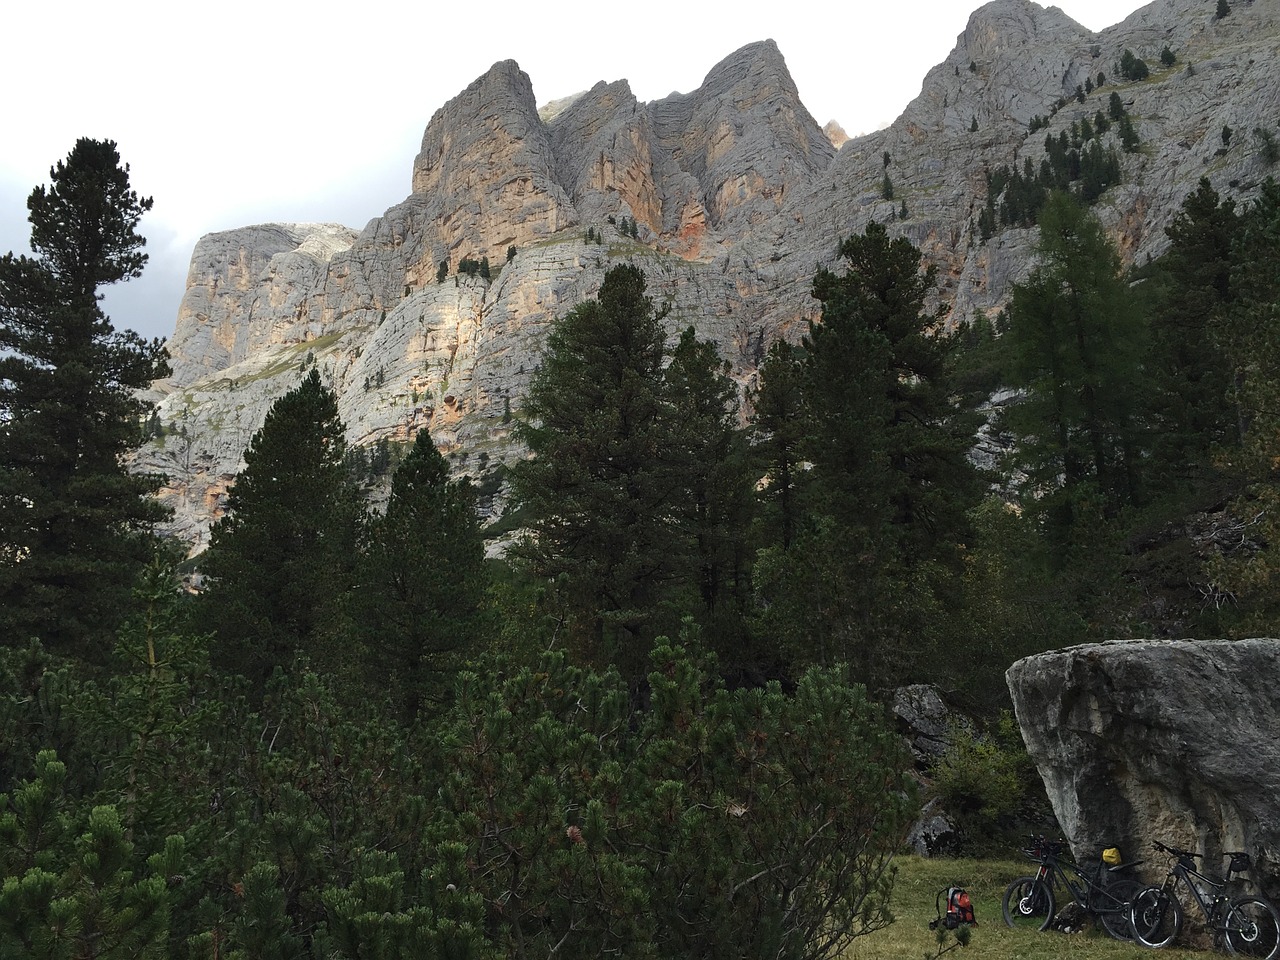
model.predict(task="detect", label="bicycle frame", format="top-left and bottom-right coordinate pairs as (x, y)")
top-left (1155, 859), bottom-right (1233, 926)
top-left (1030, 842), bottom-right (1137, 913)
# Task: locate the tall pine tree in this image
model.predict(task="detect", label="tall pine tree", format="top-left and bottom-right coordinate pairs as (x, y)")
top-left (998, 191), bottom-right (1148, 558)
top-left (1145, 178), bottom-right (1240, 489)
top-left (196, 369), bottom-right (362, 690)
top-left (0, 139), bottom-right (169, 661)
top-left (663, 327), bottom-right (755, 662)
top-left (754, 223), bottom-right (982, 689)
top-left (509, 265), bottom-right (674, 677)
top-left (348, 428), bottom-right (492, 721)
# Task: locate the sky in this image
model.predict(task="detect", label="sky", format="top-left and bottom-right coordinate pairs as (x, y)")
top-left (1, 0), bottom-right (1144, 344)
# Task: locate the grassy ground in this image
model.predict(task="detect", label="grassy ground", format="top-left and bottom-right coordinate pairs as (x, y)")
top-left (846, 855), bottom-right (1206, 960)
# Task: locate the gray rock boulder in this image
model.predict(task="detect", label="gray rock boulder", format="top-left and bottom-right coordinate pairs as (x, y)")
top-left (892, 683), bottom-right (955, 765)
top-left (1006, 638), bottom-right (1280, 897)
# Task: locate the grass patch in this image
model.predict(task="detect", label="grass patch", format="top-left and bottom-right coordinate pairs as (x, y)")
top-left (848, 855), bottom-right (1203, 959)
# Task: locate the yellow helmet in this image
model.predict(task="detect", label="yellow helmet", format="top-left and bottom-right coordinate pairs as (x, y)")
top-left (1102, 847), bottom-right (1122, 865)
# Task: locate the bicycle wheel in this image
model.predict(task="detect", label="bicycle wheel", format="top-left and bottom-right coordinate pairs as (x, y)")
top-left (1130, 886), bottom-right (1182, 949)
top-left (1097, 877), bottom-right (1145, 941)
top-left (1223, 897), bottom-right (1280, 959)
top-left (1003, 876), bottom-right (1055, 931)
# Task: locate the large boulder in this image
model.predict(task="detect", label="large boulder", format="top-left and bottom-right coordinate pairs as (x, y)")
top-left (1006, 639), bottom-right (1280, 897)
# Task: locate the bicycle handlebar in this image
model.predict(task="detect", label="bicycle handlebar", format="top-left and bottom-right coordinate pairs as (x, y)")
top-left (1154, 839), bottom-right (1200, 860)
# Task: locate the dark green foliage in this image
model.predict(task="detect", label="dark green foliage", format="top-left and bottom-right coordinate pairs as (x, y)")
top-left (1217, 0), bottom-right (1230, 18)
top-left (930, 713), bottom-right (1046, 852)
top-left (506, 245), bottom-right (516, 262)
top-left (1223, 124), bottom-right (1234, 147)
top-left (750, 341), bottom-right (807, 552)
top-left (1160, 45), bottom-right (1176, 67)
top-left (970, 115), bottom-right (979, 132)
top-left (995, 193), bottom-right (1148, 558)
top-left (479, 256), bottom-right (491, 280)
top-left (196, 370), bottom-right (363, 691)
top-left (754, 224), bottom-right (982, 690)
top-left (510, 267), bottom-right (761, 677)
top-left (983, 130), bottom-right (1122, 228)
top-left (663, 329), bottom-right (756, 662)
top-left (1143, 178), bottom-right (1240, 487)
top-left (347, 429), bottom-right (492, 722)
top-left (437, 259), bottom-right (448, 282)
top-left (1255, 127), bottom-right (1279, 164)
top-left (1119, 49), bottom-right (1149, 81)
top-left (1028, 115), bottom-right (1049, 133)
top-left (432, 642), bottom-right (913, 960)
top-left (1118, 113), bottom-right (1141, 152)
top-left (510, 265), bottom-right (675, 676)
top-left (1109, 91), bottom-right (1126, 121)
top-left (0, 783), bottom-right (173, 959)
top-left (0, 139), bottom-right (170, 661)
top-left (882, 170), bottom-right (894, 200)
top-left (1211, 180), bottom-right (1280, 628)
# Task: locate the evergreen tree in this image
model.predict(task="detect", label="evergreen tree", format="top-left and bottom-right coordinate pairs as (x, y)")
top-left (1109, 91), bottom-right (1126, 122)
top-left (0, 757), bottom-right (174, 959)
top-left (1211, 180), bottom-right (1280, 628)
top-left (196, 370), bottom-right (362, 691)
top-left (509, 265), bottom-right (674, 676)
top-left (1119, 49), bottom-right (1149, 81)
top-left (663, 328), bottom-right (755, 659)
top-left (0, 138), bottom-right (170, 662)
top-left (348, 429), bottom-right (492, 721)
top-left (750, 340), bottom-right (808, 551)
top-left (997, 192), bottom-right (1148, 559)
top-left (757, 224), bottom-right (982, 688)
top-left (806, 223), bottom-right (981, 568)
top-left (1144, 178), bottom-right (1239, 486)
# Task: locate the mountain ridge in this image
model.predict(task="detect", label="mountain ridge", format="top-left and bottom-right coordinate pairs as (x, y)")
top-left (137, 0), bottom-right (1280, 551)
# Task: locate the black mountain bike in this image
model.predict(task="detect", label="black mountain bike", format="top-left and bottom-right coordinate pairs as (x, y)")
top-left (1128, 840), bottom-right (1280, 958)
top-left (1002, 835), bottom-right (1145, 940)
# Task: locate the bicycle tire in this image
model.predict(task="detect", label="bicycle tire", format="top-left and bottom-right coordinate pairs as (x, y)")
top-left (1003, 876), bottom-right (1055, 931)
top-left (1097, 877), bottom-right (1145, 941)
top-left (1223, 897), bottom-right (1280, 960)
top-left (1130, 885), bottom-right (1182, 949)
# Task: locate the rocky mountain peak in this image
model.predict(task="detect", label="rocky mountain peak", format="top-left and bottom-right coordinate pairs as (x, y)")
top-left (411, 57), bottom-right (572, 268)
top-left (140, 0), bottom-right (1280, 551)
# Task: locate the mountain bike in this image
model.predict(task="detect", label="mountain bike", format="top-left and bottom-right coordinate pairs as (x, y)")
top-left (1128, 839), bottom-right (1280, 958)
top-left (1002, 835), bottom-right (1146, 940)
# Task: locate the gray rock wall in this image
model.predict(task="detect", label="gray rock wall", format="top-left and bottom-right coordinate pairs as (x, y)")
top-left (139, 0), bottom-right (1280, 550)
top-left (1007, 638), bottom-right (1280, 897)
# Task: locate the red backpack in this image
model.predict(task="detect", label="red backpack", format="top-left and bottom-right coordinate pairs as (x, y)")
top-left (931, 886), bottom-right (978, 930)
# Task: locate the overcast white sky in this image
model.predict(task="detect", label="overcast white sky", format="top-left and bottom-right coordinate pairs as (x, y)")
top-left (1, 0), bottom-right (1142, 344)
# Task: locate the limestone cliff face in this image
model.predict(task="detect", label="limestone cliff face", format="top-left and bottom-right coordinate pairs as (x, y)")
top-left (140, 0), bottom-right (1280, 550)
